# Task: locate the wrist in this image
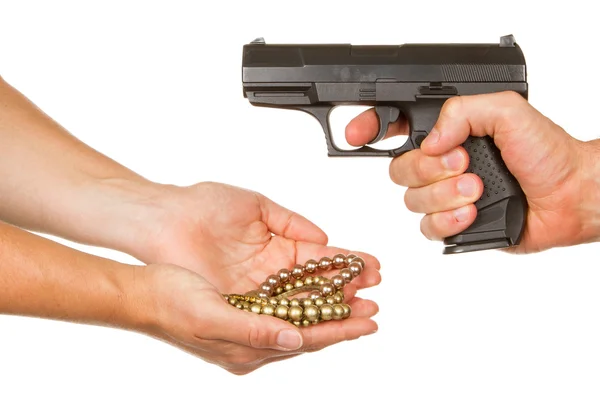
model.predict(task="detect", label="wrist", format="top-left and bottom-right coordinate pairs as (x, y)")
top-left (57, 177), bottom-right (179, 260)
top-left (116, 263), bottom-right (159, 334)
top-left (578, 139), bottom-right (600, 243)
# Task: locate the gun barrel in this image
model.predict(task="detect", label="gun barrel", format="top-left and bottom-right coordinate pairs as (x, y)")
top-left (242, 36), bottom-right (526, 85)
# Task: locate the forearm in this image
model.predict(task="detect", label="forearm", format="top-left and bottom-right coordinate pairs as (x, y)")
top-left (0, 76), bottom-right (163, 253)
top-left (0, 220), bottom-right (151, 331)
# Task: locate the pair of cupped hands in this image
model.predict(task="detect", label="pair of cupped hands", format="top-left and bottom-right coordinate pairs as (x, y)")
top-left (142, 92), bottom-right (594, 375)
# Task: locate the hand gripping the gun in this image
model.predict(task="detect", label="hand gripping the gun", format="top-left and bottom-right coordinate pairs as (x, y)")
top-left (241, 35), bottom-right (528, 255)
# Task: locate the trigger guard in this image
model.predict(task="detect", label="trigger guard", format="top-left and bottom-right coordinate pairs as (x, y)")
top-left (369, 106), bottom-right (401, 145)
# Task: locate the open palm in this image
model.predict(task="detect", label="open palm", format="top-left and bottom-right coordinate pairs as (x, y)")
top-left (138, 182), bottom-right (381, 347)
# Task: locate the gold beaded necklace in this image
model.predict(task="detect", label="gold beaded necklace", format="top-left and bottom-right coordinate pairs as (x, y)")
top-left (223, 254), bottom-right (364, 327)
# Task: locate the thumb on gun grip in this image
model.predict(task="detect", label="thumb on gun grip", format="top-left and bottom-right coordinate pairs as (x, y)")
top-left (420, 91), bottom-right (533, 157)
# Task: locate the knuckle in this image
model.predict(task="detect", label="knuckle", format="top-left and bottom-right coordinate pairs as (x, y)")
top-left (246, 324), bottom-right (266, 349)
top-left (501, 90), bottom-right (525, 105)
top-left (498, 91), bottom-right (527, 125)
top-left (441, 96), bottom-right (463, 119)
top-left (419, 216), bottom-right (435, 240)
top-left (430, 181), bottom-right (446, 204)
top-left (403, 189), bottom-right (418, 212)
top-left (388, 157), bottom-right (404, 185)
top-left (414, 152), bottom-right (431, 184)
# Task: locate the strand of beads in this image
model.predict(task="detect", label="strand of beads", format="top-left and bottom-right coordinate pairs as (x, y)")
top-left (223, 254), bottom-right (365, 327)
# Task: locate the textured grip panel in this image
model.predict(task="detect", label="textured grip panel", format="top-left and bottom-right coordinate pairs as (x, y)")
top-left (443, 135), bottom-right (527, 253)
top-left (462, 136), bottom-right (521, 209)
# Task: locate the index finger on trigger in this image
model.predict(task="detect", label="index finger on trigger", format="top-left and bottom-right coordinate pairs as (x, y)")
top-left (345, 107), bottom-right (408, 147)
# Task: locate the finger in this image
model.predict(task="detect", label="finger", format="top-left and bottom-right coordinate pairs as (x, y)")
top-left (222, 299), bottom-right (379, 372)
top-left (389, 146), bottom-right (469, 188)
top-left (346, 297), bottom-right (379, 318)
top-left (345, 107), bottom-right (409, 146)
top-left (259, 195), bottom-right (328, 245)
top-left (419, 204), bottom-right (478, 241)
top-left (404, 173), bottom-right (483, 214)
top-left (201, 298), bottom-right (305, 352)
top-left (342, 283), bottom-right (358, 301)
top-left (420, 91), bottom-right (539, 157)
top-left (300, 317), bottom-right (378, 352)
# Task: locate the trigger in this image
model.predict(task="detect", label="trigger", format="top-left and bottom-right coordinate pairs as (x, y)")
top-left (369, 106), bottom-right (401, 145)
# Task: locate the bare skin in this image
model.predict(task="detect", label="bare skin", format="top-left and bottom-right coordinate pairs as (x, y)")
top-left (0, 76), bottom-right (380, 375)
top-left (345, 91), bottom-right (600, 253)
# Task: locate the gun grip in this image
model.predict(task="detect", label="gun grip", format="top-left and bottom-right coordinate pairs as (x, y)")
top-left (443, 136), bottom-right (527, 254)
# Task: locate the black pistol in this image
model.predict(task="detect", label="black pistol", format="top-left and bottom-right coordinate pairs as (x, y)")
top-left (241, 35), bottom-right (528, 255)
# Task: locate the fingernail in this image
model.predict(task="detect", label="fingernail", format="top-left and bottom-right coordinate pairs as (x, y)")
top-left (441, 149), bottom-right (464, 171)
top-left (276, 330), bottom-right (303, 350)
top-left (424, 128), bottom-right (440, 145)
top-left (457, 176), bottom-right (476, 197)
top-left (454, 206), bottom-right (470, 222)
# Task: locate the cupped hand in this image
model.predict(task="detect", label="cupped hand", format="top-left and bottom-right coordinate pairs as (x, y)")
top-left (345, 91), bottom-right (599, 253)
top-left (128, 182), bottom-right (380, 372)
top-left (140, 263), bottom-right (377, 375)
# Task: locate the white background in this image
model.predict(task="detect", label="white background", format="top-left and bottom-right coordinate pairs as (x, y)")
top-left (1, 1), bottom-right (598, 399)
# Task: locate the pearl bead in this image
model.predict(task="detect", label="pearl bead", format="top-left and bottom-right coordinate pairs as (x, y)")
top-left (256, 290), bottom-right (270, 299)
top-left (291, 265), bottom-right (305, 279)
top-left (334, 292), bottom-right (343, 303)
top-left (250, 303), bottom-right (262, 313)
top-left (267, 274), bottom-right (281, 287)
top-left (225, 255), bottom-right (370, 328)
top-left (278, 269), bottom-right (291, 283)
top-left (348, 262), bottom-right (363, 277)
top-left (261, 304), bottom-right (275, 315)
top-left (340, 268), bottom-right (353, 283)
top-left (302, 298), bottom-right (313, 307)
top-left (320, 304), bottom-right (334, 320)
top-left (320, 283), bottom-right (335, 296)
top-left (275, 305), bottom-right (289, 319)
top-left (332, 254), bottom-right (346, 268)
top-left (332, 304), bottom-right (344, 320)
top-left (260, 282), bottom-right (273, 294)
top-left (341, 304), bottom-right (351, 319)
top-left (304, 305), bottom-right (320, 322)
top-left (318, 257), bottom-right (332, 271)
top-left (305, 259), bottom-right (318, 274)
top-left (288, 305), bottom-right (303, 321)
top-left (351, 257), bottom-right (365, 269)
top-left (331, 275), bottom-right (345, 289)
